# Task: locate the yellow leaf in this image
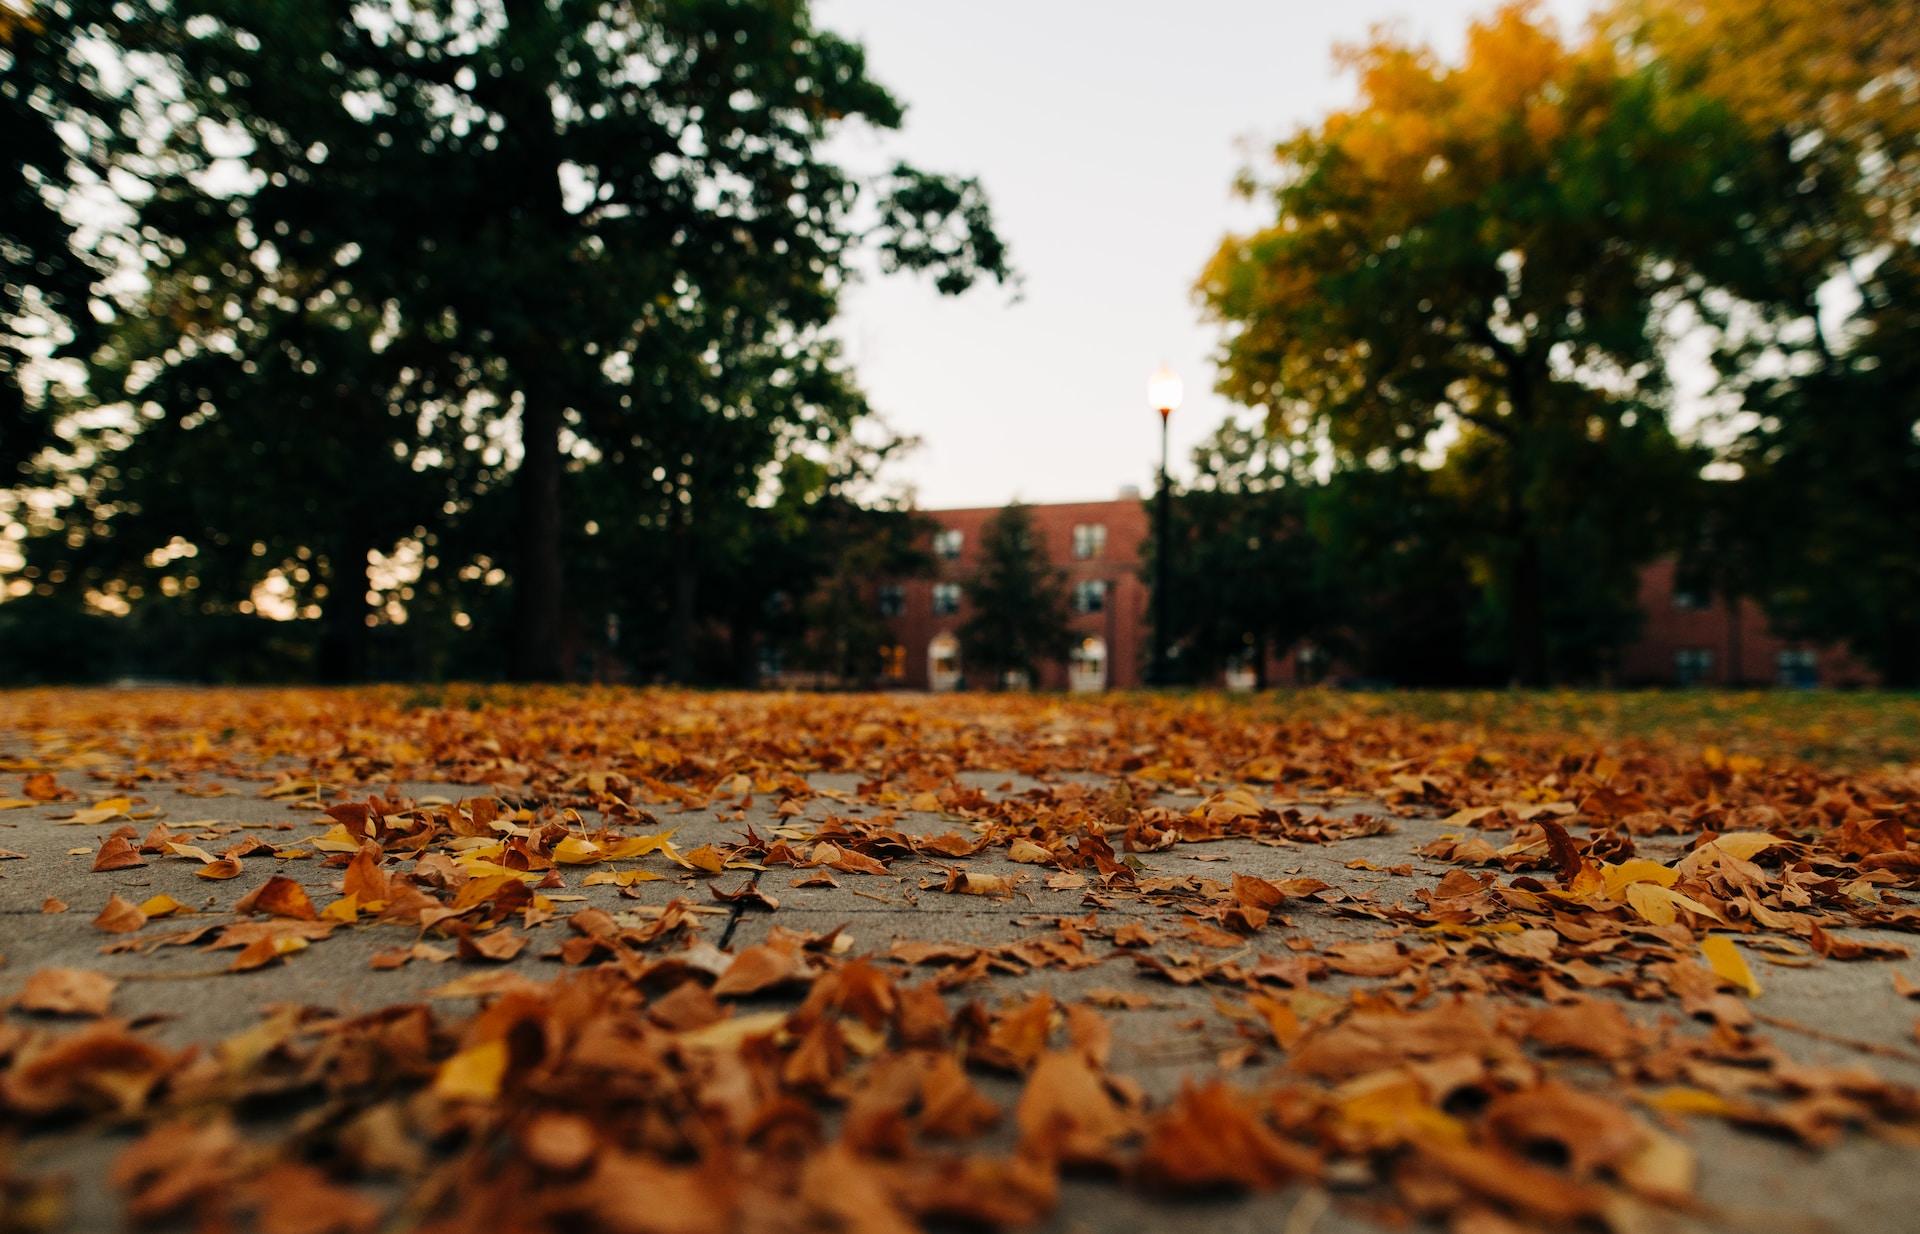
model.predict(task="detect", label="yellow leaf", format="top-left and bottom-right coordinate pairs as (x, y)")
top-left (1625, 882), bottom-right (1677, 925)
top-left (1336, 1071), bottom-right (1467, 1142)
top-left (1701, 936), bottom-right (1762, 997)
top-left (308, 825), bottom-right (361, 853)
top-left (455, 860), bottom-right (543, 883)
top-left (434, 1039), bottom-right (509, 1101)
top-left (1618, 1127), bottom-right (1696, 1197)
top-left (551, 836), bottom-right (604, 865)
top-left (1642, 1086), bottom-right (1733, 1117)
top-left (262, 778), bottom-right (324, 799)
top-left (1602, 858), bottom-right (1678, 898)
top-left (62, 797), bottom-right (133, 825)
top-left (1627, 883), bottom-right (1723, 926)
top-left (601, 830), bottom-right (675, 860)
top-left (321, 893), bottom-right (362, 923)
top-left (581, 869), bottom-right (665, 887)
top-left (136, 894), bottom-right (187, 919)
top-left (677, 1011), bottom-right (788, 1052)
top-left (1700, 832), bottom-right (1784, 862)
top-left (676, 844), bottom-right (727, 874)
top-left (0, 797), bottom-right (35, 810)
top-left (1007, 839), bottom-right (1052, 864)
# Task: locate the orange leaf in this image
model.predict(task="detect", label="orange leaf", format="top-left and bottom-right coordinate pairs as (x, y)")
top-left (91, 894), bottom-right (147, 934)
top-left (234, 875), bottom-right (317, 920)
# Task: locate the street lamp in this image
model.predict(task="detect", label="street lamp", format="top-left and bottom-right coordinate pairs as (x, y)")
top-left (1147, 365), bottom-right (1182, 686)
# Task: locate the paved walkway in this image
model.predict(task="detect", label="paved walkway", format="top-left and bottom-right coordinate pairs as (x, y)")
top-left (4, 763), bottom-right (1919, 1233)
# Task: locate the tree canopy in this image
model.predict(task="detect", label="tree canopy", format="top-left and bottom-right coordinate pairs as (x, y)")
top-left (5, 0), bottom-right (1009, 682)
top-left (1199, 2), bottom-right (1772, 683)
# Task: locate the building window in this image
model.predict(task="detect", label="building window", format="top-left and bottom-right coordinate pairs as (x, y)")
top-left (932, 582), bottom-right (962, 615)
top-left (1672, 582), bottom-right (1710, 610)
top-left (1072, 579), bottom-right (1107, 614)
top-left (877, 584), bottom-right (904, 618)
top-left (880, 643), bottom-right (907, 680)
top-left (1674, 647), bottom-right (1714, 686)
top-left (1777, 648), bottom-right (1819, 689)
top-left (1072, 523), bottom-right (1107, 560)
top-left (933, 528), bottom-right (964, 560)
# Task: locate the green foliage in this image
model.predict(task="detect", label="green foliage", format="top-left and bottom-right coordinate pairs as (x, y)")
top-left (0, 0), bottom-right (122, 474)
top-left (1727, 297), bottom-right (1920, 686)
top-left (784, 500), bottom-right (933, 687)
top-left (5, 0), bottom-right (1008, 683)
top-left (1623, 0), bottom-right (1920, 686)
top-left (1159, 421), bottom-right (1332, 686)
top-left (959, 503), bottom-right (1075, 688)
top-left (1199, 3), bottom-right (1767, 684)
top-left (1303, 468), bottom-right (1491, 687)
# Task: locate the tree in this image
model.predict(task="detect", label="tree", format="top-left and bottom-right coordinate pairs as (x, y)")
top-left (1306, 467), bottom-right (1489, 686)
top-left (1, 0), bottom-right (121, 475)
top-left (784, 499), bottom-right (932, 688)
top-left (1161, 419), bottom-right (1331, 688)
top-left (39, 227), bottom-right (483, 680)
top-left (959, 503), bottom-right (1074, 689)
top-left (1198, 2), bottom-right (1765, 684)
top-left (108, 0), bottom-right (1010, 681)
top-left (1727, 299), bottom-right (1920, 685)
top-left (1621, 0), bottom-right (1920, 685)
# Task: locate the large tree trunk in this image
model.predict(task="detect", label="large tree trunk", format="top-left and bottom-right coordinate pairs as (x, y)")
top-left (1509, 531), bottom-right (1549, 688)
top-left (509, 388), bottom-right (567, 681)
top-left (664, 514), bottom-right (697, 684)
top-left (317, 539), bottom-right (374, 683)
top-left (1504, 368), bottom-right (1550, 688)
top-left (499, 0), bottom-right (570, 683)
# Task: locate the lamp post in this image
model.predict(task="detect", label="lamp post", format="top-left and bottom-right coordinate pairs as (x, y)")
top-left (1146, 365), bottom-right (1183, 686)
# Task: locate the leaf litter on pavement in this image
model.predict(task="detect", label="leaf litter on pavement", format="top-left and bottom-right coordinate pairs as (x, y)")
top-left (1, 687), bottom-right (1918, 1232)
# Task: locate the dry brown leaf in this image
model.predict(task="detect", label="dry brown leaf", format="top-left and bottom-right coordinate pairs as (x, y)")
top-left (17, 967), bottom-right (117, 1016)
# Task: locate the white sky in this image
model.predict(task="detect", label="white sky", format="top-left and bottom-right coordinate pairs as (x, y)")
top-left (817, 0), bottom-right (1594, 509)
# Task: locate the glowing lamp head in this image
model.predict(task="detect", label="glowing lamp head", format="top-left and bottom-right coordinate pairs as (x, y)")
top-left (1147, 365), bottom-right (1183, 417)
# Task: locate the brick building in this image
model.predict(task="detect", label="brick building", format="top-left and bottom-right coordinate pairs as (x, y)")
top-left (1615, 557), bottom-right (1877, 688)
top-left (870, 495), bottom-right (1871, 691)
top-left (875, 498), bottom-right (1153, 691)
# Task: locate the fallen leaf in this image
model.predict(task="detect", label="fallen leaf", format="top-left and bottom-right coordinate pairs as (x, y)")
top-left (91, 834), bottom-right (146, 871)
top-left (91, 894), bottom-right (148, 934)
top-left (434, 1038), bottom-right (509, 1101)
top-left (17, 967), bottom-right (117, 1016)
top-left (1701, 936), bottom-right (1763, 998)
top-left (229, 934), bottom-right (311, 972)
top-left (234, 875), bottom-right (317, 920)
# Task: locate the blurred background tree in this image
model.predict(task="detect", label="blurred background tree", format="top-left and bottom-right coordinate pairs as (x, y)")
top-left (1199, 2), bottom-right (1769, 684)
top-left (1620, 0), bottom-right (1920, 685)
top-left (2, 1), bottom-right (129, 475)
top-left (3, 0), bottom-right (1008, 682)
top-left (960, 503), bottom-right (1075, 689)
top-left (1157, 420), bottom-right (1333, 688)
top-left (5, 0), bottom-right (1916, 688)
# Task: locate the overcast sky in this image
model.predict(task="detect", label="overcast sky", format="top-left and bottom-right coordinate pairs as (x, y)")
top-left (816, 0), bottom-right (1593, 510)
